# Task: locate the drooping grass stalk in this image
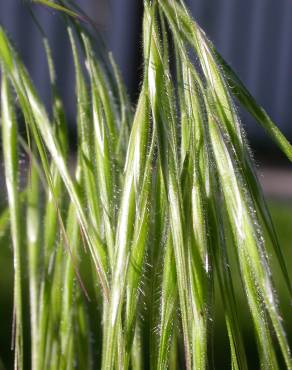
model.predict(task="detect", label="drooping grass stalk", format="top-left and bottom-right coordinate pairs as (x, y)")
top-left (123, 121), bottom-right (156, 368)
top-left (82, 34), bottom-right (116, 268)
top-left (207, 108), bottom-right (280, 368)
top-left (160, 2), bottom-right (292, 299)
top-left (58, 165), bottom-right (91, 370)
top-left (0, 0), bottom-right (291, 369)
top-left (1, 74), bottom-right (23, 370)
top-left (26, 150), bottom-right (40, 370)
top-left (207, 162), bottom-right (248, 370)
top-left (144, 4), bottom-right (192, 368)
top-left (101, 85), bottom-right (152, 369)
top-left (36, 37), bottom-right (68, 370)
top-left (144, 164), bottom-right (168, 369)
top-left (159, 3), bottom-right (291, 368)
top-left (0, 27), bottom-right (110, 300)
top-left (69, 28), bottom-right (101, 238)
top-left (109, 52), bottom-right (132, 158)
top-left (157, 235), bottom-right (177, 370)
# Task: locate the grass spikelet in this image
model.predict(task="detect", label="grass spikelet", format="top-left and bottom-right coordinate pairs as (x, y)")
top-left (0, 0), bottom-right (291, 369)
top-left (1, 74), bottom-right (23, 370)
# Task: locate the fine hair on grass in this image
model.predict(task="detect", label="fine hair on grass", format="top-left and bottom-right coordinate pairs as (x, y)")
top-left (0, 0), bottom-right (291, 369)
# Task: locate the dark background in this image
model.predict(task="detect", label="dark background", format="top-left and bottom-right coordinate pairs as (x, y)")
top-left (1, 0), bottom-right (292, 151)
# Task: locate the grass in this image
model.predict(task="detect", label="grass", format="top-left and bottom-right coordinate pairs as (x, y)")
top-left (0, 0), bottom-right (291, 369)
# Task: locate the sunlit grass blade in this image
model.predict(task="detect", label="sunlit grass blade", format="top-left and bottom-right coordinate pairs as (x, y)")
top-left (158, 3), bottom-right (291, 367)
top-left (185, 66), bottom-right (248, 369)
top-left (181, 16), bottom-right (292, 298)
top-left (242, 159), bottom-right (292, 296)
top-left (34, 36), bottom-right (69, 370)
top-left (83, 34), bottom-right (116, 267)
top-left (0, 1), bottom-right (291, 368)
top-left (193, 23), bottom-right (292, 306)
top-left (143, 4), bottom-right (193, 368)
top-left (68, 28), bottom-right (103, 245)
top-left (0, 27), bottom-right (110, 301)
top-left (206, 159), bottom-right (248, 370)
top-left (59, 165), bottom-right (91, 370)
top-left (145, 164), bottom-right (168, 369)
top-left (213, 50), bottom-right (292, 162)
top-left (164, 0), bottom-right (292, 162)
top-left (1, 74), bottom-right (23, 370)
top-left (124, 126), bottom-right (156, 368)
top-left (210, 216), bottom-right (248, 370)
top-left (80, 37), bottom-right (118, 152)
top-left (43, 38), bottom-right (68, 151)
top-left (180, 62), bottom-right (214, 369)
top-left (26, 152), bottom-right (41, 370)
top-left (74, 290), bottom-right (92, 370)
top-left (109, 52), bottom-right (132, 158)
top-left (101, 86), bottom-right (151, 370)
top-left (207, 108), bottom-right (291, 368)
top-left (157, 235), bottom-right (177, 370)
top-left (59, 200), bottom-right (79, 370)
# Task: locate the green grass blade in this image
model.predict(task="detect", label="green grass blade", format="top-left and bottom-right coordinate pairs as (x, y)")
top-left (33, 0), bottom-right (81, 19)
top-left (145, 163), bottom-right (168, 370)
top-left (124, 126), bottom-right (156, 368)
top-left (60, 166), bottom-right (91, 370)
top-left (101, 87), bottom-right (150, 370)
top-left (68, 28), bottom-right (103, 242)
top-left (0, 206), bottom-right (10, 239)
top-left (206, 162), bottom-right (248, 370)
top-left (0, 27), bottom-right (110, 301)
top-left (157, 235), bottom-right (177, 370)
top-left (0, 190), bottom-right (26, 241)
top-left (1, 74), bottom-right (23, 370)
top-left (83, 34), bottom-right (116, 268)
top-left (243, 159), bottom-right (292, 296)
top-left (213, 51), bottom-right (292, 162)
top-left (26, 154), bottom-right (41, 370)
top-left (143, 4), bottom-right (193, 368)
top-left (207, 109), bottom-right (291, 368)
top-left (1, 1), bottom-right (291, 368)
top-left (37, 37), bottom-right (68, 370)
top-left (108, 52), bottom-right (132, 158)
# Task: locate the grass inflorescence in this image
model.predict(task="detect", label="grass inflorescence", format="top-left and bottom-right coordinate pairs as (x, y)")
top-left (0, 0), bottom-right (291, 369)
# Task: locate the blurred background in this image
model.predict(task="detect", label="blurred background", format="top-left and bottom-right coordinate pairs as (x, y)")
top-left (0, 0), bottom-right (291, 369)
top-left (1, 0), bottom-right (292, 149)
